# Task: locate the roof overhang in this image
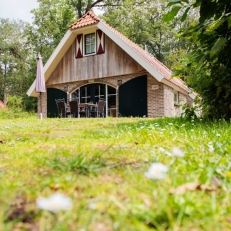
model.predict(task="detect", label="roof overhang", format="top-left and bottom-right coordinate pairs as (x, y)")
top-left (161, 78), bottom-right (188, 95)
top-left (27, 30), bottom-right (76, 97)
top-left (188, 92), bottom-right (196, 99)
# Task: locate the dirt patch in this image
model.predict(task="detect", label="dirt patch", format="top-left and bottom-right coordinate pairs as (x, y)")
top-left (89, 221), bottom-right (112, 231)
top-left (5, 195), bottom-right (38, 231)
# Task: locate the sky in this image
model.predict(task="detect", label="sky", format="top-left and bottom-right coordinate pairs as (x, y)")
top-left (0, 0), bottom-right (103, 23)
top-left (0, 0), bottom-right (39, 23)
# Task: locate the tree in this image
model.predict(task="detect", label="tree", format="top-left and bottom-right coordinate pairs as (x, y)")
top-left (0, 19), bottom-right (30, 103)
top-left (102, 0), bottom-right (194, 69)
top-left (68, 0), bottom-right (124, 18)
top-left (164, 0), bottom-right (231, 119)
top-left (26, 0), bottom-right (77, 64)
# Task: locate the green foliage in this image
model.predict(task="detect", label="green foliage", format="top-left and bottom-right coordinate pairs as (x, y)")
top-left (181, 103), bottom-right (198, 120)
top-left (0, 96), bottom-right (36, 119)
top-left (46, 153), bottom-right (105, 174)
top-left (165, 0), bottom-right (231, 120)
top-left (163, 6), bottom-right (181, 22)
top-left (27, 0), bottom-right (77, 63)
top-left (210, 37), bottom-right (226, 57)
top-left (0, 107), bottom-right (36, 119)
top-left (0, 19), bottom-right (31, 102)
top-left (7, 95), bottom-right (23, 111)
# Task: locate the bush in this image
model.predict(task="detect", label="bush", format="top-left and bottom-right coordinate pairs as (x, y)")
top-left (0, 95), bottom-right (36, 119)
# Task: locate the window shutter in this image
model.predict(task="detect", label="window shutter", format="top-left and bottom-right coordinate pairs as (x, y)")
top-left (96, 30), bottom-right (105, 54)
top-left (76, 34), bottom-right (83, 58)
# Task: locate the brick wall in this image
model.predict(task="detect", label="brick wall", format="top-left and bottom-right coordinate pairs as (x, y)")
top-left (163, 84), bottom-right (193, 117)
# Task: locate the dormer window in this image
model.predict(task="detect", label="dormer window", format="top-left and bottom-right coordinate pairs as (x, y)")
top-left (85, 33), bottom-right (96, 55)
top-left (76, 30), bottom-right (104, 58)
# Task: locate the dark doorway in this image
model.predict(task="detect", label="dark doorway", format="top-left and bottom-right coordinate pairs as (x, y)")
top-left (119, 75), bottom-right (147, 117)
top-left (47, 88), bottom-right (67, 118)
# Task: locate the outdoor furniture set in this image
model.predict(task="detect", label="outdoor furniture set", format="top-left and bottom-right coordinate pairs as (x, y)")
top-left (55, 98), bottom-right (105, 118)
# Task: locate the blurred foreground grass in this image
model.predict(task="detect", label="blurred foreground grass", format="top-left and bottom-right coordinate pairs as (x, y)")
top-left (0, 117), bottom-right (231, 231)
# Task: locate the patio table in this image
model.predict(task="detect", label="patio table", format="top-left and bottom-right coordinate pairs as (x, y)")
top-left (79, 103), bottom-right (97, 117)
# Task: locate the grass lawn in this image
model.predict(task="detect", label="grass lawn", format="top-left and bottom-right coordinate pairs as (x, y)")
top-left (0, 117), bottom-right (231, 231)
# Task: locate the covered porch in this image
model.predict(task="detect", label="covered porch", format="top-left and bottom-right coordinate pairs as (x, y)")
top-left (46, 74), bottom-right (148, 118)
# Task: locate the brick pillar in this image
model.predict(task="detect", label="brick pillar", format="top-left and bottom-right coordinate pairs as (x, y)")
top-left (147, 75), bottom-right (164, 117)
top-left (37, 91), bottom-right (47, 119)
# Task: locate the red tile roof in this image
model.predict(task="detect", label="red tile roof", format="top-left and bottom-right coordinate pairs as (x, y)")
top-left (0, 100), bottom-right (6, 110)
top-left (69, 11), bottom-right (100, 30)
top-left (69, 11), bottom-right (190, 93)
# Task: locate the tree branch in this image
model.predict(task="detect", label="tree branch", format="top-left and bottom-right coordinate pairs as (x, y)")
top-left (85, 0), bottom-right (104, 13)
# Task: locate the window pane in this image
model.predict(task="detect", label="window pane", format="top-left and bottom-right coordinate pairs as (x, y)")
top-left (108, 95), bottom-right (116, 106)
top-left (91, 44), bottom-right (95, 53)
top-left (95, 85), bottom-right (99, 96)
top-left (86, 45), bottom-right (91, 54)
top-left (85, 33), bottom-right (95, 54)
top-left (86, 86), bottom-right (90, 96)
top-left (99, 85), bottom-right (105, 96)
top-left (108, 86), bottom-right (116, 95)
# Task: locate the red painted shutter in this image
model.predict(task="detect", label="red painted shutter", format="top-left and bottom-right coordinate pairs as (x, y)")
top-left (76, 34), bottom-right (83, 58)
top-left (96, 30), bottom-right (105, 54)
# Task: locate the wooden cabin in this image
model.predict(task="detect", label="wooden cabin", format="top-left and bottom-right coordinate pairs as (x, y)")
top-left (27, 11), bottom-right (195, 118)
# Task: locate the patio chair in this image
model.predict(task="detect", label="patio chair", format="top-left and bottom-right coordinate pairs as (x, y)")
top-left (55, 98), bottom-right (70, 118)
top-left (79, 103), bottom-right (88, 118)
top-left (69, 98), bottom-right (79, 118)
top-left (90, 99), bottom-right (105, 117)
top-left (89, 103), bottom-right (97, 118)
top-left (97, 99), bottom-right (106, 117)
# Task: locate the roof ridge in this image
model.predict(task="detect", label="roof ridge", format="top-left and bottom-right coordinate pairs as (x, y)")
top-left (69, 11), bottom-right (100, 30)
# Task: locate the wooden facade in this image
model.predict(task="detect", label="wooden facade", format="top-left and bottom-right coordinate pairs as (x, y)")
top-left (46, 35), bottom-right (145, 86)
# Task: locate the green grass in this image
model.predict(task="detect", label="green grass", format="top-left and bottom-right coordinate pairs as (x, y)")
top-left (0, 117), bottom-right (231, 231)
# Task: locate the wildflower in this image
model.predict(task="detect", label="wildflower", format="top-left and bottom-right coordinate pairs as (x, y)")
top-left (88, 203), bottom-right (97, 210)
top-left (216, 134), bottom-right (221, 137)
top-left (159, 147), bottom-right (172, 156)
top-left (144, 163), bottom-right (168, 180)
top-left (172, 147), bottom-right (184, 157)
top-left (36, 193), bottom-right (72, 213)
top-left (226, 172), bottom-right (231, 178)
top-left (208, 142), bottom-right (214, 153)
top-left (168, 123), bottom-right (173, 126)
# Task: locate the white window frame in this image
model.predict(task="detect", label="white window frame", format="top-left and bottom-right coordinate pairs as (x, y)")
top-left (107, 85), bottom-right (116, 117)
top-left (84, 32), bottom-right (96, 56)
top-left (174, 91), bottom-right (179, 104)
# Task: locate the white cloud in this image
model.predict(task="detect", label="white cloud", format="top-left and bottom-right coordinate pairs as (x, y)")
top-left (0, 0), bottom-right (39, 23)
